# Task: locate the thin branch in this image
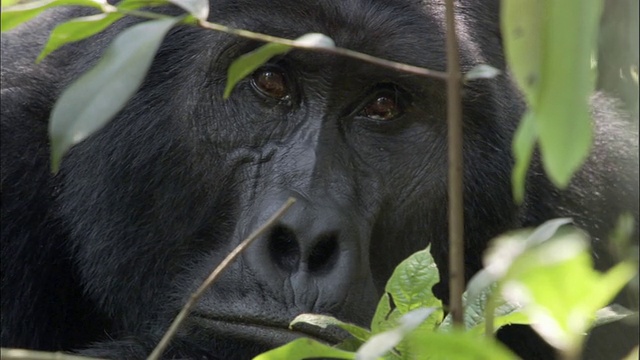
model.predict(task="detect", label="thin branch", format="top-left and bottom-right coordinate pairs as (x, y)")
top-left (106, 6), bottom-right (447, 80)
top-left (444, 0), bottom-right (465, 326)
top-left (196, 19), bottom-right (448, 80)
top-left (147, 198), bottom-right (297, 360)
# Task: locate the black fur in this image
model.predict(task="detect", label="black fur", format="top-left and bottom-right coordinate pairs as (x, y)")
top-left (1, 1), bottom-right (638, 359)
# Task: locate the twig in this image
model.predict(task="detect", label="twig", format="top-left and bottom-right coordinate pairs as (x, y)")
top-left (147, 198), bottom-right (297, 360)
top-left (101, 4), bottom-right (449, 81)
top-left (444, 0), bottom-right (465, 326)
top-left (196, 19), bottom-right (448, 80)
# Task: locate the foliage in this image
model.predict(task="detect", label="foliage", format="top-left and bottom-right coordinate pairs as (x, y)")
top-left (258, 222), bottom-right (636, 360)
top-left (1, 0), bottom-right (638, 359)
top-left (503, 0), bottom-right (604, 201)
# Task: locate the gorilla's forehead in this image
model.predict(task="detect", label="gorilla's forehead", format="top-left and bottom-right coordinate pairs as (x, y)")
top-left (208, 0), bottom-right (448, 70)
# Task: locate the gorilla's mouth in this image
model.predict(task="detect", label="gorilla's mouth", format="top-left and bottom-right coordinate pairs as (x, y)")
top-left (190, 314), bottom-right (347, 347)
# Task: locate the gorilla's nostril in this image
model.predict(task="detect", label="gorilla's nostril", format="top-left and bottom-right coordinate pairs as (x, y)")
top-left (267, 225), bottom-right (300, 271)
top-left (307, 232), bottom-right (339, 273)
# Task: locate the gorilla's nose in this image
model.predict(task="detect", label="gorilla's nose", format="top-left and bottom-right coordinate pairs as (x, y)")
top-left (242, 192), bottom-right (376, 315)
top-left (266, 217), bottom-right (340, 274)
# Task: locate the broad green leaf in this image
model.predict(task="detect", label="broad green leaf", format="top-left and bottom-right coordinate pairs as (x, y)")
top-left (252, 338), bottom-right (355, 360)
top-left (356, 308), bottom-right (435, 360)
top-left (523, 218), bottom-right (573, 247)
top-left (290, 314), bottom-right (371, 343)
top-left (224, 42), bottom-right (291, 99)
top-left (1, 0), bottom-right (105, 32)
top-left (371, 247), bottom-right (443, 335)
top-left (609, 213), bottom-right (637, 261)
top-left (168, 0), bottom-right (208, 20)
top-left (501, 0), bottom-right (543, 106)
top-left (536, 0), bottom-right (602, 187)
top-left (623, 347), bottom-right (639, 360)
top-left (464, 64), bottom-right (501, 81)
top-left (592, 304), bottom-right (636, 328)
top-left (440, 279), bottom-right (528, 335)
top-left (49, 17), bottom-right (181, 173)
top-left (1, 0), bottom-right (21, 8)
top-left (37, 12), bottom-right (123, 63)
top-left (335, 337), bottom-right (364, 352)
top-left (117, 0), bottom-right (169, 11)
top-left (511, 111), bottom-right (536, 204)
top-left (405, 329), bottom-right (518, 360)
top-left (500, 229), bottom-right (637, 352)
top-left (224, 33), bottom-right (335, 99)
top-left (482, 218), bottom-right (572, 278)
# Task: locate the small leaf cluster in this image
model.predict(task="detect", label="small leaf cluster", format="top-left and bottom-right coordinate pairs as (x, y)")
top-left (255, 220), bottom-right (637, 360)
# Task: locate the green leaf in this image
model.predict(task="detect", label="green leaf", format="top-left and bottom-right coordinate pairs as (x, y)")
top-left (592, 304), bottom-right (636, 328)
top-left (49, 17), bottom-right (181, 173)
top-left (405, 329), bottom-right (518, 360)
top-left (252, 338), bottom-right (355, 360)
top-left (37, 12), bottom-right (123, 63)
top-left (168, 0), bottom-right (208, 20)
top-left (482, 218), bottom-right (572, 279)
top-left (290, 313), bottom-right (371, 343)
top-left (440, 278), bottom-right (528, 335)
top-left (503, 0), bottom-right (602, 188)
top-left (117, 0), bottom-right (169, 11)
top-left (536, 0), bottom-right (602, 187)
top-left (356, 308), bottom-right (435, 360)
top-left (500, 229), bottom-right (637, 352)
top-left (224, 33), bottom-right (335, 99)
top-left (609, 213), bottom-right (637, 261)
top-left (511, 111), bottom-right (536, 204)
top-left (224, 41), bottom-right (291, 99)
top-left (501, 0), bottom-right (544, 107)
top-left (371, 247), bottom-right (443, 335)
top-left (623, 347), bottom-right (639, 360)
top-left (1, 0), bottom-right (21, 8)
top-left (1, 0), bottom-right (106, 32)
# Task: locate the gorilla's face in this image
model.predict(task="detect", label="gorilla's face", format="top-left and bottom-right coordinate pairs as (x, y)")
top-left (57, 0), bottom-right (519, 358)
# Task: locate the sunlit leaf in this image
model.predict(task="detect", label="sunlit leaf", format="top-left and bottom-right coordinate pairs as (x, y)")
top-left (290, 314), bottom-right (370, 343)
top-left (535, 0), bottom-right (602, 187)
top-left (592, 304), bottom-right (636, 328)
top-left (501, 0), bottom-right (543, 107)
top-left (464, 64), bottom-right (501, 81)
top-left (224, 33), bottom-right (334, 99)
top-left (1, 0), bottom-right (21, 8)
top-left (511, 111), bottom-right (537, 204)
top-left (500, 229), bottom-right (636, 352)
top-left (356, 308), bottom-right (435, 360)
top-left (252, 338), bottom-right (355, 360)
top-left (49, 17), bottom-right (181, 172)
top-left (37, 12), bottom-right (123, 62)
top-left (503, 0), bottom-right (602, 188)
top-left (405, 329), bottom-right (518, 360)
top-left (117, 0), bottom-right (169, 11)
top-left (1, 0), bottom-right (105, 32)
top-left (371, 246), bottom-right (443, 335)
top-left (169, 0), bottom-right (208, 20)
top-left (440, 278), bottom-right (528, 335)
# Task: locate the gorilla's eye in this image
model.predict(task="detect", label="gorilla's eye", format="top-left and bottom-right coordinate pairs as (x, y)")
top-left (360, 94), bottom-right (402, 121)
top-left (251, 68), bottom-right (290, 100)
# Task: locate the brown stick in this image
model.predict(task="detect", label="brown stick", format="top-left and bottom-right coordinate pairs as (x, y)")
top-left (147, 198), bottom-right (297, 360)
top-left (444, 0), bottom-right (465, 326)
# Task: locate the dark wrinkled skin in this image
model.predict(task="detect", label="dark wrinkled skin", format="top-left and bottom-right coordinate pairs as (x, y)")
top-left (1, 1), bottom-right (638, 359)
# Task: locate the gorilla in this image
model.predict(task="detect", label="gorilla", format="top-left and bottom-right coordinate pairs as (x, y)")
top-left (1, 0), bottom-right (638, 359)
